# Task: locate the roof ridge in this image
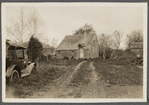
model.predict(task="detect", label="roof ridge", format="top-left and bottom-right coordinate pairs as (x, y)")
top-left (56, 34), bottom-right (95, 50)
top-left (56, 35), bottom-right (68, 50)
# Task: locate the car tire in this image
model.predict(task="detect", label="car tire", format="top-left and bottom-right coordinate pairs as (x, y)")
top-left (9, 69), bottom-right (20, 82)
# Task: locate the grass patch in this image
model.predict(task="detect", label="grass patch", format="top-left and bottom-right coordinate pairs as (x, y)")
top-left (6, 62), bottom-right (66, 98)
top-left (39, 58), bottom-right (85, 66)
top-left (93, 61), bottom-right (143, 86)
top-left (6, 58), bottom-right (84, 98)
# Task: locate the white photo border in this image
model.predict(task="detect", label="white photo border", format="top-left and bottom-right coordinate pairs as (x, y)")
top-left (2, 2), bottom-right (147, 103)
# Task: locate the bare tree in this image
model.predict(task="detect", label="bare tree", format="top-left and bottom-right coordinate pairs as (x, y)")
top-left (98, 33), bottom-right (113, 60)
top-left (126, 29), bottom-right (143, 49)
top-left (43, 38), bottom-right (50, 61)
top-left (51, 38), bottom-right (58, 48)
top-left (113, 30), bottom-right (123, 50)
top-left (6, 7), bottom-right (43, 44)
top-left (29, 9), bottom-right (43, 39)
top-left (6, 7), bottom-right (33, 43)
top-left (44, 39), bottom-right (50, 48)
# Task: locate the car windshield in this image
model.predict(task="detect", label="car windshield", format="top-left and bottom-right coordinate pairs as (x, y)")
top-left (7, 49), bottom-right (24, 59)
top-left (16, 50), bottom-right (24, 58)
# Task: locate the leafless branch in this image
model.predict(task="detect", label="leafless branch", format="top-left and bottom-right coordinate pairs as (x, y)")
top-left (6, 7), bottom-right (43, 44)
top-left (113, 30), bottom-right (123, 50)
top-left (51, 38), bottom-right (58, 48)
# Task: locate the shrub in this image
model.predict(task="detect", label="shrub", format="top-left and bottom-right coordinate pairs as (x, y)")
top-left (125, 48), bottom-right (131, 53)
top-left (27, 36), bottom-right (43, 62)
top-left (99, 48), bottom-right (113, 59)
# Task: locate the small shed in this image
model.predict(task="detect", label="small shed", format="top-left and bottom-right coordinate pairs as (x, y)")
top-left (129, 41), bottom-right (143, 57)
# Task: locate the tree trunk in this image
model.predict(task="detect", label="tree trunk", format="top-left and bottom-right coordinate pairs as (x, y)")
top-left (47, 56), bottom-right (48, 61)
top-left (103, 47), bottom-right (106, 61)
top-left (111, 51), bottom-right (113, 59)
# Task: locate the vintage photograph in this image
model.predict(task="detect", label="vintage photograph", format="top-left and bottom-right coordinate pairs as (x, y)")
top-left (2, 3), bottom-right (147, 102)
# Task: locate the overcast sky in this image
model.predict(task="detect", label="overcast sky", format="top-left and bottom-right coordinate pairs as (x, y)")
top-left (5, 3), bottom-right (144, 49)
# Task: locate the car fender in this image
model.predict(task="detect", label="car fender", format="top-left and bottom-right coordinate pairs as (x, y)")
top-left (6, 65), bottom-right (21, 77)
top-left (21, 63), bottom-right (36, 77)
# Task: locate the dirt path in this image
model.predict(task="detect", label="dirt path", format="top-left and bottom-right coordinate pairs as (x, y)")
top-left (80, 62), bottom-right (106, 98)
top-left (64, 62), bottom-right (143, 98)
top-left (60, 61), bottom-right (87, 87)
top-left (30, 61), bottom-right (86, 98)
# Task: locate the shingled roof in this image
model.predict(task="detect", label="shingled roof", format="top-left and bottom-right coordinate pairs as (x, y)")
top-left (56, 34), bottom-right (96, 50)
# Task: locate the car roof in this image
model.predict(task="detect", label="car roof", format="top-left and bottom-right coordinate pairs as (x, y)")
top-left (6, 39), bottom-right (27, 50)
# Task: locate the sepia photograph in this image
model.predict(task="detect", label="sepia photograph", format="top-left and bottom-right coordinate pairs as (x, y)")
top-left (2, 3), bottom-right (147, 102)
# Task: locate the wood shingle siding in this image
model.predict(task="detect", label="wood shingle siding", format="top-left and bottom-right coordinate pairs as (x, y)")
top-left (56, 33), bottom-right (99, 59)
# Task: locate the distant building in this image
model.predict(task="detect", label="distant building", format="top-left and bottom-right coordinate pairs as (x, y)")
top-left (42, 47), bottom-right (55, 56)
top-left (56, 32), bottom-right (99, 59)
top-left (129, 40), bottom-right (143, 57)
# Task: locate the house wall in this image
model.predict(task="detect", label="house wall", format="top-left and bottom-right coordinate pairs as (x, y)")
top-left (56, 44), bottom-right (99, 59)
top-left (81, 35), bottom-right (99, 59)
top-left (77, 40), bottom-right (99, 59)
top-left (76, 50), bottom-right (80, 59)
top-left (56, 50), bottom-right (77, 59)
top-left (83, 49), bottom-right (89, 59)
top-left (56, 35), bottom-right (99, 59)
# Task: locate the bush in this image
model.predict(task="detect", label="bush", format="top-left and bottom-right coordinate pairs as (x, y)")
top-left (38, 54), bottom-right (47, 61)
top-left (27, 35), bottom-right (43, 62)
top-left (125, 48), bottom-right (131, 53)
top-left (99, 48), bottom-right (113, 59)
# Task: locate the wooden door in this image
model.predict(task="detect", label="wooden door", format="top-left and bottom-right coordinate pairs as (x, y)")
top-left (80, 48), bottom-right (83, 58)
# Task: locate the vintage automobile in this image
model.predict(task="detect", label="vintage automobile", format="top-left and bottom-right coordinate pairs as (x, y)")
top-left (6, 39), bottom-right (36, 82)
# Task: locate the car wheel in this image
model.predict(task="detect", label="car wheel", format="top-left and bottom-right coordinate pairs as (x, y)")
top-left (10, 70), bottom-right (20, 82)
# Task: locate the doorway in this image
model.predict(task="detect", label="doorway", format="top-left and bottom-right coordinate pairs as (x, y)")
top-left (80, 48), bottom-right (83, 58)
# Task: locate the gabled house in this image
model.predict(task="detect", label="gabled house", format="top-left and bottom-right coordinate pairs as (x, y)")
top-left (129, 40), bottom-right (143, 57)
top-left (56, 32), bottom-right (99, 59)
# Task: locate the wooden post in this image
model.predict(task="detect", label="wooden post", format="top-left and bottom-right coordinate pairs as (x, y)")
top-left (14, 47), bottom-right (17, 61)
top-left (103, 47), bottom-right (106, 61)
top-left (22, 49), bottom-right (24, 60)
top-left (47, 56), bottom-right (48, 61)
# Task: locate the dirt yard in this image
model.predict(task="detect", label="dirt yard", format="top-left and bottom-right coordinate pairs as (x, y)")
top-left (6, 59), bottom-right (143, 98)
